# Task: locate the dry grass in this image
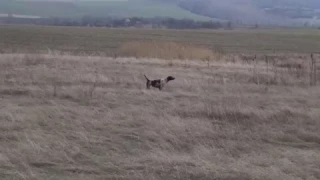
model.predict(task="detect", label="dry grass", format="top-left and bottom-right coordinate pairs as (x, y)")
top-left (0, 53), bottom-right (319, 180)
top-left (118, 41), bottom-right (220, 61)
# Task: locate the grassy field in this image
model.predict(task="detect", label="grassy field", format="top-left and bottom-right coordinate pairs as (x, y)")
top-left (0, 25), bottom-right (320, 179)
top-left (0, 53), bottom-right (319, 180)
top-left (0, 0), bottom-right (210, 20)
top-left (1, 25), bottom-right (320, 56)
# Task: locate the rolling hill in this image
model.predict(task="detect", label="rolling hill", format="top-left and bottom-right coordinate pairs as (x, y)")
top-left (179, 0), bottom-right (320, 25)
top-left (1, 0), bottom-right (320, 25)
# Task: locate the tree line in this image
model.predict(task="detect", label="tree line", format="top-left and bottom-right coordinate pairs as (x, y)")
top-left (0, 16), bottom-right (228, 30)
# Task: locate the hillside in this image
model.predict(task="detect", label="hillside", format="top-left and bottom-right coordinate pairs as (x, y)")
top-left (0, 0), bottom-right (211, 20)
top-left (179, 0), bottom-right (320, 25)
top-left (1, 0), bottom-right (320, 25)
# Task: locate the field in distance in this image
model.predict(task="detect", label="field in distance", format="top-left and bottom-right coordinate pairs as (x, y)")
top-left (1, 25), bottom-right (320, 56)
top-left (0, 0), bottom-right (210, 20)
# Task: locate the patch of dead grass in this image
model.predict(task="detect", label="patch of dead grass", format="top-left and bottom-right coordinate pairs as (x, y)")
top-left (118, 41), bottom-right (220, 61)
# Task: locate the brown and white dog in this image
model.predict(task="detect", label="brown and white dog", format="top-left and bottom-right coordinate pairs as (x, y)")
top-left (144, 74), bottom-right (175, 91)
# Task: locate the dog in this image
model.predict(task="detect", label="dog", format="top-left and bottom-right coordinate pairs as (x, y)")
top-left (144, 74), bottom-right (175, 91)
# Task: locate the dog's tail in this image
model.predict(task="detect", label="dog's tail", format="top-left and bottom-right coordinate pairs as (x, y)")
top-left (144, 74), bottom-right (149, 81)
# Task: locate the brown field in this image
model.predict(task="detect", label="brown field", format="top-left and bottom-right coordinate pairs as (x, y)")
top-left (1, 25), bottom-right (320, 56)
top-left (0, 52), bottom-right (319, 180)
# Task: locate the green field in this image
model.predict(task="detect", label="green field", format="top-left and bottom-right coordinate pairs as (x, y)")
top-left (0, 0), bottom-right (210, 20)
top-left (1, 25), bottom-right (320, 55)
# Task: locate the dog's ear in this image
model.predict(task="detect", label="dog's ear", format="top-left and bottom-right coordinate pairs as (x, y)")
top-left (167, 76), bottom-right (175, 81)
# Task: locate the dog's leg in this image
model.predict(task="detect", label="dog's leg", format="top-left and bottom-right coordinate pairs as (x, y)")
top-left (146, 81), bottom-right (151, 89)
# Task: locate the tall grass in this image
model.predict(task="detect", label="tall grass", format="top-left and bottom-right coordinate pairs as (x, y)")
top-left (0, 53), bottom-right (319, 180)
top-left (118, 41), bottom-right (220, 61)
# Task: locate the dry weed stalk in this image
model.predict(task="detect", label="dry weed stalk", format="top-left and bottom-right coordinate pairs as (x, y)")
top-left (265, 55), bottom-right (269, 74)
top-left (51, 59), bottom-right (60, 97)
top-left (310, 54), bottom-right (317, 86)
top-left (52, 81), bottom-right (58, 97)
top-left (252, 55), bottom-right (260, 85)
top-left (265, 55), bottom-right (271, 84)
top-left (272, 58), bottom-right (278, 84)
top-left (88, 69), bottom-right (99, 99)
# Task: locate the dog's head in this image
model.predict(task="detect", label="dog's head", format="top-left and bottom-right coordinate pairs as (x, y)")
top-left (166, 76), bottom-right (175, 81)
